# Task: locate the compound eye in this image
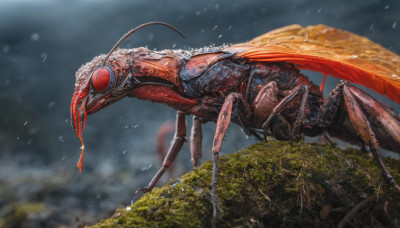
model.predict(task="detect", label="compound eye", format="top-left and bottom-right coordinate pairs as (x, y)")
top-left (91, 65), bottom-right (116, 93)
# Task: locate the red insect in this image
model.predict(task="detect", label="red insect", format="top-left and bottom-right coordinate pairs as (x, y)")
top-left (71, 22), bottom-right (400, 225)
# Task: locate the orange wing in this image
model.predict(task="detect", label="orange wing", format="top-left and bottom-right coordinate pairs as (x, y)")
top-left (224, 24), bottom-right (400, 104)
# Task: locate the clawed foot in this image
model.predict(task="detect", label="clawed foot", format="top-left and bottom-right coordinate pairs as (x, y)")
top-left (135, 187), bottom-right (151, 195)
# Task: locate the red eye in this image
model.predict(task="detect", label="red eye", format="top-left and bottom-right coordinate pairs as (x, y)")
top-left (91, 66), bottom-right (115, 93)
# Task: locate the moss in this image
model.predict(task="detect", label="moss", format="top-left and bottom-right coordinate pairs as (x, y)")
top-left (0, 202), bottom-right (45, 228)
top-left (90, 141), bottom-right (400, 227)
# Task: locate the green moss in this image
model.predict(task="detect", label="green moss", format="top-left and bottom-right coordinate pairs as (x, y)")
top-left (91, 141), bottom-right (400, 227)
top-left (0, 202), bottom-right (45, 228)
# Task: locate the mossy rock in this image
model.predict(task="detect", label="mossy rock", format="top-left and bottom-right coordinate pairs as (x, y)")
top-left (91, 141), bottom-right (400, 227)
top-left (0, 202), bottom-right (45, 228)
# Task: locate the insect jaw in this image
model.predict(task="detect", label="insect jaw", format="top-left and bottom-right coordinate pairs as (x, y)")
top-left (85, 90), bottom-right (131, 115)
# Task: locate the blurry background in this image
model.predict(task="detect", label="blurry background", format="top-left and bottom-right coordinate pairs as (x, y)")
top-left (0, 0), bottom-right (399, 227)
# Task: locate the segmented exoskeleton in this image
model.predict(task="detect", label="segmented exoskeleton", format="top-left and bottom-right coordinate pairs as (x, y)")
top-left (71, 22), bottom-right (400, 226)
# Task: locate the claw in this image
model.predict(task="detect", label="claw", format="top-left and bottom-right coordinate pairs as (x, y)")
top-left (135, 187), bottom-right (150, 195)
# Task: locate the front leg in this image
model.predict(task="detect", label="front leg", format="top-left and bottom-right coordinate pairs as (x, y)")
top-left (137, 111), bottom-right (186, 193)
top-left (190, 116), bottom-right (202, 167)
top-left (211, 92), bottom-right (252, 227)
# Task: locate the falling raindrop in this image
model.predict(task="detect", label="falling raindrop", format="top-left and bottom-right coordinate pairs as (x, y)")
top-left (58, 136), bottom-right (64, 142)
top-left (196, 10), bottom-right (200, 16)
top-left (24, 121), bottom-right (29, 126)
top-left (30, 33), bottom-right (40, 41)
top-left (48, 101), bottom-right (56, 108)
top-left (61, 156), bottom-right (66, 161)
top-left (2, 45), bottom-right (10, 53)
top-left (393, 22), bottom-right (397, 29)
top-left (121, 150), bottom-right (127, 155)
top-left (141, 164), bottom-right (153, 171)
top-left (317, 8), bottom-right (322, 13)
top-left (218, 34), bottom-right (222, 38)
top-left (384, 5), bottom-right (390, 10)
top-left (212, 25), bottom-right (218, 31)
top-left (369, 23), bottom-right (374, 31)
top-left (40, 52), bottom-right (48, 63)
top-left (133, 121), bottom-right (141, 128)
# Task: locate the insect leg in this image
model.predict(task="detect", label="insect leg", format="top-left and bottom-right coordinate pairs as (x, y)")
top-left (317, 82), bottom-right (343, 128)
top-left (211, 92), bottom-right (252, 227)
top-left (262, 84), bottom-right (309, 142)
top-left (156, 120), bottom-right (175, 177)
top-left (190, 116), bottom-right (202, 167)
top-left (347, 85), bottom-right (400, 148)
top-left (342, 84), bottom-right (400, 193)
top-left (136, 111), bottom-right (186, 193)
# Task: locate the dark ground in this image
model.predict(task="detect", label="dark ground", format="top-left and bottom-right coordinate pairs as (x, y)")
top-left (0, 0), bottom-right (399, 227)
